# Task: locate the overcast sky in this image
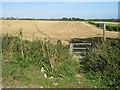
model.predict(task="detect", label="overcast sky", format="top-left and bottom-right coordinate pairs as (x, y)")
top-left (2, 2), bottom-right (118, 19)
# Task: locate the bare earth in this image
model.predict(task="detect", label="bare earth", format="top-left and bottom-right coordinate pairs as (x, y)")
top-left (2, 20), bottom-right (118, 44)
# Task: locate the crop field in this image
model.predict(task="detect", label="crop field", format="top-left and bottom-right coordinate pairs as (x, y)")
top-left (2, 20), bottom-right (118, 44)
top-left (93, 21), bottom-right (118, 24)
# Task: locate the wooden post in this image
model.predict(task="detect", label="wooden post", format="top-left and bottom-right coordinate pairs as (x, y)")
top-left (103, 23), bottom-right (106, 41)
top-left (70, 43), bottom-right (73, 53)
top-left (19, 30), bottom-right (24, 59)
top-left (32, 34), bottom-right (35, 41)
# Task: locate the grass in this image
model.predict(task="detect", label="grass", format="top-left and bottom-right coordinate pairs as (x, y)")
top-left (2, 66), bottom-right (105, 88)
top-left (2, 59), bottom-right (102, 88)
top-left (106, 24), bottom-right (118, 27)
top-left (106, 24), bottom-right (119, 31)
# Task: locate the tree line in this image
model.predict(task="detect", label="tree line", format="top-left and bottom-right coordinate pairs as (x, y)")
top-left (0, 17), bottom-right (119, 22)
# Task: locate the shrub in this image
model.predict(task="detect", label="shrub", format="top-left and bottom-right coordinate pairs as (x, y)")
top-left (80, 40), bottom-right (120, 88)
top-left (106, 26), bottom-right (114, 31)
top-left (2, 34), bottom-right (78, 80)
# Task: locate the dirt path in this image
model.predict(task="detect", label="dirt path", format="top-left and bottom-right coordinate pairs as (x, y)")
top-left (2, 20), bottom-right (119, 44)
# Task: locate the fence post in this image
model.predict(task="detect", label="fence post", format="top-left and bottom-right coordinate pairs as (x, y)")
top-left (103, 23), bottom-right (106, 41)
top-left (70, 43), bottom-right (73, 53)
top-left (19, 30), bottom-right (24, 59)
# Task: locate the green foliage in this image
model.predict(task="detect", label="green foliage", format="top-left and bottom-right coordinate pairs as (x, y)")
top-left (53, 17), bottom-right (86, 21)
top-left (88, 19), bottom-right (119, 22)
top-left (81, 40), bottom-right (120, 88)
top-left (3, 34), bottom-right (115, 88)
top-left (106, 24), bottom-right (119, 31)
top-left (88, 21), bottom-right (119, 31)
top-left (2, 34), bottom-right (78, 83)
top-left (2, 17), bottom-right (85, 21)
top-left (88, 21), bottom-right (99, 27)
top-left (53, 60), bottom-right (78, 78)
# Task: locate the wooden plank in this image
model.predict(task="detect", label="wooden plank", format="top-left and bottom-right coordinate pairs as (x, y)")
top-left (73, 47), bottom-right (87, 50)
top-left (73, 49), bottom-right (87, 52)
top-left (70, 43), bottom-right (74, 53)
top-left (74, 51), bottom-right (86, 53)
top-left (103, 23), bottom-right (106, 41)
top-left (71, 43), bottom-right (91, 45)
top-left (81, 56), bottom-right (85, 58)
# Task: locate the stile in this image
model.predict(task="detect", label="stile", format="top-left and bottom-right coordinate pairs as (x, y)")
top-left (69, 38), bottom-right (92, 59)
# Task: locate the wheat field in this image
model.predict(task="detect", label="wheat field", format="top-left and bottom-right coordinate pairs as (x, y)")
top-left (2, 20), bottom-right (118, 44)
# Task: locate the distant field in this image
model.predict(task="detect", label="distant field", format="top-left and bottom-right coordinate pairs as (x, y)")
top-left (2, 20), bottom-right (118, 44)
top-left (93, 21), bottom-right (118, 24)
top-left (106, 24), bottom-right (118, 27)
top-left (89, 21), bottom-right (119, 32)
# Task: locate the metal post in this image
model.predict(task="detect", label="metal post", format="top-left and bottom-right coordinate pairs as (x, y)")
top-left (103, 23), bottom-right (106, 41)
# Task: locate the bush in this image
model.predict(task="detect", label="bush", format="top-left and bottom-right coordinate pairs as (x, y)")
top-left (106, 26), bottom-right (114, 31)
top-left (80, 40), bottom-right (120, 88)
top-left (2, 34), bottom-right (78, 80)
top-left (106, 25), bottom-right (118, 31)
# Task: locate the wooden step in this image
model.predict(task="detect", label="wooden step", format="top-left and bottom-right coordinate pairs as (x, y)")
top-left (70, 43), bottom-right (91, 45)
top-left (73, 47), bottom-right (87, 50)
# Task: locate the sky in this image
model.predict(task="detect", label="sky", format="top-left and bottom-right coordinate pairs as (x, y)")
top-left (1, 2), bottom-right (118, 19)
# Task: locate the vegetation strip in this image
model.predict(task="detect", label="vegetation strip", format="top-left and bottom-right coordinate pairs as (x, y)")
top-left (2, 33), bottom-right (120, 88)
top-left (88, 21), bottom-right (119, 32)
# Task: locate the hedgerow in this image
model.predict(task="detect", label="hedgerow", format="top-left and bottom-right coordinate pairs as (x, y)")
top-left (88, 21), bottom-right (119, 31)
top-left (2, 33), bottom-right (79, 82)
top-left (81, 39), bottom-right (120, 88)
